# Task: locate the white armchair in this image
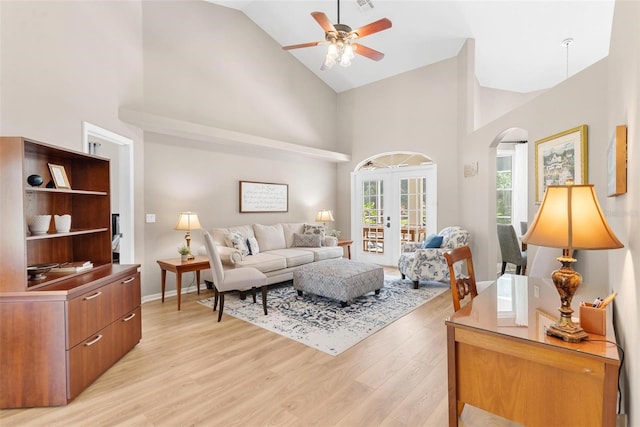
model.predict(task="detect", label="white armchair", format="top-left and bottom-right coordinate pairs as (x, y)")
top-left (397, 226), bottom-right (471, 288)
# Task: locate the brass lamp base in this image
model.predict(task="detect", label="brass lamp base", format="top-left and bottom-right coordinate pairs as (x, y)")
top-left (546, 252), bottom-right (589, 343)
top-left (546, 322), bottom-right (589, 343)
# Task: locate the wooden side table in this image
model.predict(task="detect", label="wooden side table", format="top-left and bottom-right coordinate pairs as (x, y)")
top-left (337, 240), bottom-right (353, 259)
top-left (157, 256), bottom-right (210, 310)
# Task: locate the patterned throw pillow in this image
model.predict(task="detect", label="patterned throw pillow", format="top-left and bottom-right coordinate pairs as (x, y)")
top-left (303, 224), bottom-right (326, 245)
top-left (293, 233), bottom-right (322, 248)
top-left (247, 237), bottom-right (260, 255)
top-left (224, 232), bottom-right (249, 257)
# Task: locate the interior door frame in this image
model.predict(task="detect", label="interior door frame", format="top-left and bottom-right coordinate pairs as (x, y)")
top-left (82, 121), bottom-right (135, 264)
top-left (351, 165), bottom-right (437, 266)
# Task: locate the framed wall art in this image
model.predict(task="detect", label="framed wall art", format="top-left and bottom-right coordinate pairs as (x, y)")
top-left (48, 163), bottom-right (71, 189)
top-left (534, 125), bottom-right (588, 203)
top-left (607, 125), bottom-right (627, 196)
top-left (239, 181), bottom-right (288, 213)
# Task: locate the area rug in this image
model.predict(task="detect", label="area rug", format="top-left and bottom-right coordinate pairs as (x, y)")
top-left (197, 276), bottom-right (447, 356)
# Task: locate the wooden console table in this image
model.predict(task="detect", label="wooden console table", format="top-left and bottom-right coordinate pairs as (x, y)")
top-left (446, 274), bottom-right (620, 426)
top-left (157, 256), bottom-right (210, 310)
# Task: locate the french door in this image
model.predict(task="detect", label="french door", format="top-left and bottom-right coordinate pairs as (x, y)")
top-left (352, 165), bottom-right (437, 265)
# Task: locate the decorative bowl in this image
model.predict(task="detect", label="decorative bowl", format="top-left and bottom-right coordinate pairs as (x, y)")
top-left (54, 214), bottom-right (71, 233)
top-left (28, 215), bottom-right (51, 235)
top-left (27, 263), bottom-right (59, 280)
top-left (27, 174), bottom-right (44, 187)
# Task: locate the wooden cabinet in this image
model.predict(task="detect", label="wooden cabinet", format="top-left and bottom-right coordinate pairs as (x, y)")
top-left (0, 137), bottom-right (141, 408)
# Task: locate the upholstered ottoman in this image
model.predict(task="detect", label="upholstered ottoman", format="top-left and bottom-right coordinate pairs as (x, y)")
top-left (293, 258), bottom-right (384, 306)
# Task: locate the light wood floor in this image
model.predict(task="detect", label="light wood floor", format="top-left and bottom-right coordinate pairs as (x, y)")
top-left (0, 271), bottom-right (520, 426)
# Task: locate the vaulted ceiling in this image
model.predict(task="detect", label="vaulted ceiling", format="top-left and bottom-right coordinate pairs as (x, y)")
top-left (207, 0), bottom-right (615, 93)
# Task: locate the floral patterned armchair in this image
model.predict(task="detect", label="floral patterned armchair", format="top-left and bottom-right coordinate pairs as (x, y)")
top-left (398, 226), bottom-right (471, 288)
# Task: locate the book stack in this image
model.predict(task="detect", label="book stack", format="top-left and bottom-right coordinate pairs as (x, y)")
top-left (51, 261), bottom-right (93, 273)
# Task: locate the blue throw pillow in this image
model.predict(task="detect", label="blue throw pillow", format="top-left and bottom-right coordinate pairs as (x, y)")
top-left (421, 234), bottom-right (443, 249)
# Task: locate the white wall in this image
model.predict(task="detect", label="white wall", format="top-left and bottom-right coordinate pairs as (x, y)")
top-left (139, 1), bottom-right (340, 297)
top-left (336, 57), bottom-right (461, 240)
top-left (0, 0), bottom-right (147, 275)
top-left (606, 1), bottom-right (640, 422)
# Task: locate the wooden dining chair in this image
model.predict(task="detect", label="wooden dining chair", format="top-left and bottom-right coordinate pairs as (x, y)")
top-left (444, 245), bottom-right (478, 312)
top-left (444, 244), bottom-right (480, 417)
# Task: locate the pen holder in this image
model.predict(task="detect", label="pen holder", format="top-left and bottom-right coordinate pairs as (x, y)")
top-left (580, 304), bottom-right (606, 335)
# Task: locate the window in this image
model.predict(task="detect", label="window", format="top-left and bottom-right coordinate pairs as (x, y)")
top-left (496, 154), bottom-right (513, 225)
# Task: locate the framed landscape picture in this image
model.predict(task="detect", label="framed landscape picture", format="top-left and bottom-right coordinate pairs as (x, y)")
top-left (534, 125), bottom-right (588, 203)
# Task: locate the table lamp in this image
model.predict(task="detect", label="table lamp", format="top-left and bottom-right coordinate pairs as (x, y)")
top-left (175, 211), bottom-right (202, 260)
top-left (316, 209), bottom-right (335, 227)
top-left (522, 182), bottom-right (623, 342)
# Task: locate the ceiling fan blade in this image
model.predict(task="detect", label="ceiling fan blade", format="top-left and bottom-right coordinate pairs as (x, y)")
top-left (311, 12), bottom-right (336, 34)
top-left (282, 41), bottom-right (324, 51)
top-left (350, 18), bottom-right (392, 38)
top-left (353, 43), bottom-right (385, 61)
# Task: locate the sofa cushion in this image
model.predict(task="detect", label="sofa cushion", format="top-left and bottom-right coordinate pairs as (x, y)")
top-left (265, 249), bottom-right (314, 268)
top-left (293, 233), bottom-right (322, 247)
top-left (282, 223), bottom-right (305, 248)
top-left (421, 234), bottom-right (443, 248)
top-left (212, 225), bottom-right (255, 246)
top-left (224, 232), bottom-right (249, 257)
top-left (303, 224), bottom-right (326, 246)
top-left (300, 246), bottom-right (345, 261)
top-left (235, 252), bottom-right (287, 273)
top-left (247, 236), bottom-right (260, 255)
top-left (253, 223), bottom-right (286, 251)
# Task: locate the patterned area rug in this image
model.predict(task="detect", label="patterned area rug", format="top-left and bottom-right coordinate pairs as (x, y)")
top-left (198, 276), bottom-right (448, 356)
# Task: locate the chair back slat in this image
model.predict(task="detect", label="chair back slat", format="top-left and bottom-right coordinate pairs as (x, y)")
top-left (444, 245), bottom-right (478, 312)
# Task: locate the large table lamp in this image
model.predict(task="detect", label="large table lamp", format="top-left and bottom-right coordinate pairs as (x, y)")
top-left (522, 182), bottom-right (623, 342)
top-left (316, 209), bottom-right (335, 227)
top-left (175, 211), bottom-right (202, 260)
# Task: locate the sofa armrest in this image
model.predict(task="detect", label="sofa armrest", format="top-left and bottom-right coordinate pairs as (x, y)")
top-left (409, 248), bottom-right (451, 282)
top-left (198, 244), bottom-right (242, 266)
top-left (324, 236), bottom-right (338, 247)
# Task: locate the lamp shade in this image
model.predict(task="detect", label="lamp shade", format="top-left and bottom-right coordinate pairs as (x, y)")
top-left (174, 212), bottom-right (202, 231)
top-left (522, 184), bottom-right (622, 252)
top-left (315, 210), bottom-right (335, 223)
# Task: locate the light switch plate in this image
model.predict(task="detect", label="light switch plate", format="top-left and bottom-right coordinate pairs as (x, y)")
top-left (146, 214), bottom-right (156, 223)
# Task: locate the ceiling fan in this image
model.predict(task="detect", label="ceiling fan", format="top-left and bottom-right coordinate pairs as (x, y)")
top-left (282, 0), bottom-right (392, 69)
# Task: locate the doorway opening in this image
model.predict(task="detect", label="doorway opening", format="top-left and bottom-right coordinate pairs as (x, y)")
top-left (351, 152), bottom-right (437, 266)
top-left (82, 122), bottom-right (134, 264)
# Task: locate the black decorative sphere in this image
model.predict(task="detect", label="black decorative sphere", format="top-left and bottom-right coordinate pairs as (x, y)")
top-left (27, 174), bottom-right (44, 187)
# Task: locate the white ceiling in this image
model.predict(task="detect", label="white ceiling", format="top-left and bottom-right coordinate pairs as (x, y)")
top-left (206, 0), bottom-right (615, 93)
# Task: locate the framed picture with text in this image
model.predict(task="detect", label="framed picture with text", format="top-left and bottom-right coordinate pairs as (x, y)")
top-left (534, 125), bottom-right (588, 203)
top-left (239, 181), bottom-right (288, 213)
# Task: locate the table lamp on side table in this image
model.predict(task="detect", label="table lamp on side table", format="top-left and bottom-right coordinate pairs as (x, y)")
top-left (175, 211), bottom-right (202, 260)
top-left (316, 209), bottom-right (335, 227)
top-left (522, 182), bottom-right (623, 342)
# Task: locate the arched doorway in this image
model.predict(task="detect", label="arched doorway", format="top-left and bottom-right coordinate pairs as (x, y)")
top-left (351, 152), bottom-right (437, 266)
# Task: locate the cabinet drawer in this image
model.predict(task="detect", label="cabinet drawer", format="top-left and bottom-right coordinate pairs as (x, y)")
top-left (67, 284), bottom-right (115, 349)
top-left (67, 322), bottom-right (117, 400)
top-left (113, 306), bottom-right (142, 362)
top-left (66, 306), bottom-right (141, 401)
top-left (112, 272), bottom-right (141, 320)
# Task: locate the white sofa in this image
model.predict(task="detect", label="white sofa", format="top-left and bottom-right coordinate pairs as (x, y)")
top-left (200, 223), bottom-right (343, 285)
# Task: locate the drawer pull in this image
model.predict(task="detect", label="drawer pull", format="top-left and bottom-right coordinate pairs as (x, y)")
top-left (123, 313), bottom-right (136, 322)
top-left (84, 291), bottom-right (102, 301)
top-left (85, 334), bottom-right (103, 346)
top-left (121, 277), bottom-right (135, 284)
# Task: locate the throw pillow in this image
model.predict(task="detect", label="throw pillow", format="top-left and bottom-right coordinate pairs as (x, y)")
top-left (303, 224), bottom-right (326, 245)
top-left (224, 232), bottom-right (249, 257)
top-left (421, 234), bottom-right (443, 249)
top-left (292, 232), bottom-right (322, 248)
top-left (247, 237), bottom-right (260, 255)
